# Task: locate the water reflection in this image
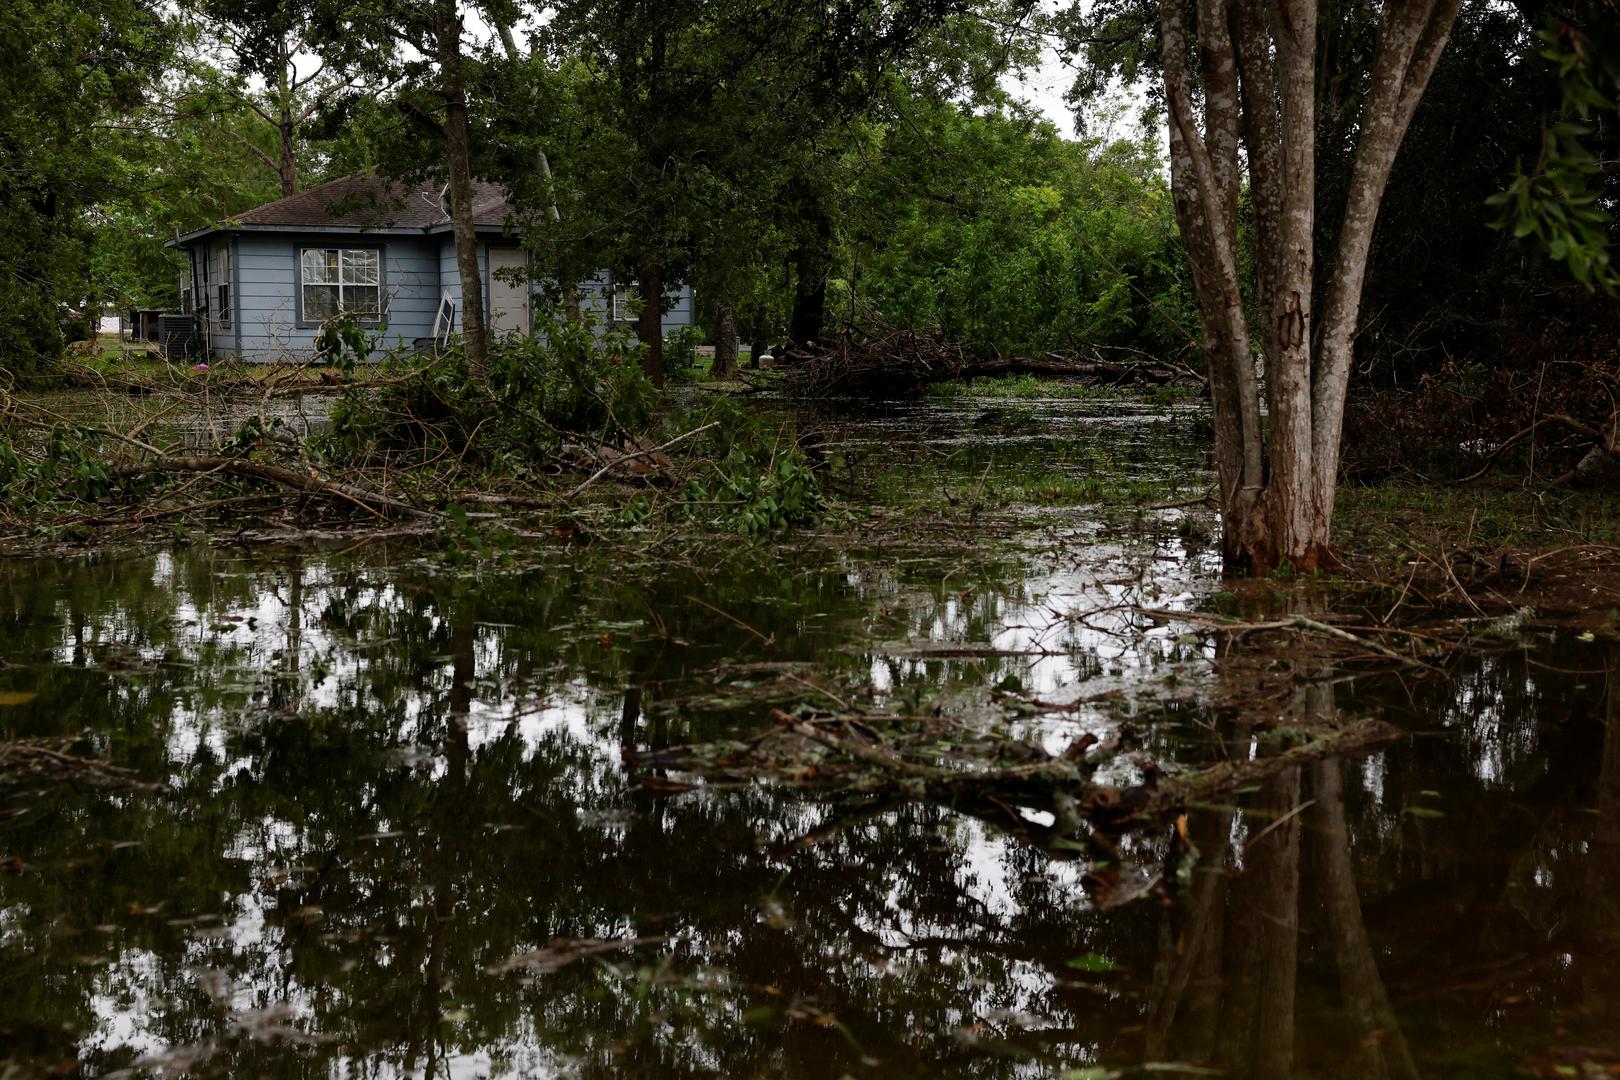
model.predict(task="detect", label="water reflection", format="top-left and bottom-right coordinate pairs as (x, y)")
top-left (0, 398), bottom-right (1617, 1076)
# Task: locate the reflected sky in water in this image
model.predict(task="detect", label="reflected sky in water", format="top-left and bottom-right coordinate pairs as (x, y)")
top-left (1, 397), bottom-right (1616, 1078)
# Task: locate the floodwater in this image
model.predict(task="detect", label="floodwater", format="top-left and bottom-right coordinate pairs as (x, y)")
top-left (1, 396), bottom-right (1616, 1078)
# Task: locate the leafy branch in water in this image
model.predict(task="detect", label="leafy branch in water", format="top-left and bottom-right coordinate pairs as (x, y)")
top-left (647, 400), bottom-right (827, 537)
top-left (0, 426), bottom-right (113, 507)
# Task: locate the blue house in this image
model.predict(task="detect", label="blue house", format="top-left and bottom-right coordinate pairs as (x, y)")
top-left (169, 175), bottom-right (693, 362)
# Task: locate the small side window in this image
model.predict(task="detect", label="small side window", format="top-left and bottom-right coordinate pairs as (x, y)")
top-left (216, 246), bottom-right (232, 326)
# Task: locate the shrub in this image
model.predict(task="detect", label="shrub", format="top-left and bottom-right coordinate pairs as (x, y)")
top-left (322, 315), bottom-right (658, 473)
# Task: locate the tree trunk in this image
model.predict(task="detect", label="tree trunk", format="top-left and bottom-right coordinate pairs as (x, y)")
top-left (789, 192), bottom-right (832, 347)
top-left (749, 330), bottom-right (767, 369)
top-left (712, 301), bottom-right (738, 379)
top-left (275, 37), bottom-right (299, 198)
top-left (637, 257), bottom-right (664, 387)
top-left (491, 20), bottom-right (580, 323)
top-left (438, 0), bottom-right (488, 377)
top-left (278, 123), bottom-right (298, 197)
top-left (1157, 0), bottom-right (1462, 574)
top-left (790, 258), bottom-right (828, 347)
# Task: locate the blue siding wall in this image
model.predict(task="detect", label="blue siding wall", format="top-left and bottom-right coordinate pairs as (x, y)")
top-left (662, 284), bottom-right (694, 332)
top-left (436, 237), bottom-right (488, 317)
top-left (384, 242), bottom-right (441, 348)
top-left (195, 232), bottom-right (693, 359)
top-left (543, 271), bottom-right (693, 334)
top-left (228, 235), bottom-right (441, 361)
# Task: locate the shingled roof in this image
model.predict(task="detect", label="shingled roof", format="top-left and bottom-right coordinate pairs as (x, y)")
top-left (184, 175), bottom-right (514, 238)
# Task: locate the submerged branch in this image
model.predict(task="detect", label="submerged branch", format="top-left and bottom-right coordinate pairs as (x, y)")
top-left (627, 706), bottom-right (1402, 832)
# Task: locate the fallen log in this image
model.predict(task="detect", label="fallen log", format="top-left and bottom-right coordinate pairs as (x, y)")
top-left (783, 321), bottom-right (1202, 399)
top-left (957, 357), bottom-right (1186, 385)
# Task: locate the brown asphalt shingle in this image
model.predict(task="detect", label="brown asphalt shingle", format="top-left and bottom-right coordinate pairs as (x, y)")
top-left (230, 175), bottom-right (513, 230)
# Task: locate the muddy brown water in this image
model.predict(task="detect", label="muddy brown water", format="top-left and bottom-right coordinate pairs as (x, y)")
top-left (0, 396), bottom-right (1615, 1078)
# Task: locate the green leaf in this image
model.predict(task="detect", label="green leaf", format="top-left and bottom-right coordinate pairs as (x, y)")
top-left (1066, 952), bottom-right (1122, 973)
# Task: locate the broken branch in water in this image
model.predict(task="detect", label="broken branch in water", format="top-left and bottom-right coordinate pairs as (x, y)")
top-left (119, 455), bottom-right (438, 520)
top-left (565, 421), bottom-right (720, 500)
top-left (1132, 607), bottom-right (1446, 671)
top-left (626, 705), bottom-right (1402, 832)
top-left (0, 736), bottom-right (163, 792)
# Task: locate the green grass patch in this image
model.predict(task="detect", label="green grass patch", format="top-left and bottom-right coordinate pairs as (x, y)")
top-left (1336, 480), bottom-right (1620, 552)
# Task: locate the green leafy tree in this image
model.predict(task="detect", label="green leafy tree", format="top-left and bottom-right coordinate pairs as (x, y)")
top-left (0, 0), bottom-right (169, 365)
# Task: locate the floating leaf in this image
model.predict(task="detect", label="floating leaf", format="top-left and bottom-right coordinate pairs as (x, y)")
top-left (742, 1005), bottom-right (780, 1025)
top-left (0, 692), bottom-right (38, 706)
top-left (1403, 806), bottom-right (1446, 819)
top-left (1065, 952), bottom-right (1122, 973)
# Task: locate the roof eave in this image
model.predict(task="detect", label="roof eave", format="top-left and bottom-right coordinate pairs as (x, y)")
top-left (168, 222), bottom-right (442, 248)
top-left (425, 221), bottom-right (520, 236)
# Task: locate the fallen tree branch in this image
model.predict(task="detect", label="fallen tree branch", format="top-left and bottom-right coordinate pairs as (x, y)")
top-left (120, 456), bottom-right (438, 520)
top-left (628, 707), bottom-right (1403, 831)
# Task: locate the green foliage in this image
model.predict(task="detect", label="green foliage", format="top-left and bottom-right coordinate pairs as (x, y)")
top-left (1488, 17), bottom-right (1620, 292)
top-left (0, 0), bottom-right (170, 367)
top-left (0, 429), bottom-right (113, 508)
top-left (313, 313), bottom-right (380, 373)
top-left (662, 325), bottom-right (707, 384)
top-left (843, 99), bottom-right (1193, 359)
top-left (322, 315), bottom-right (658, 472)
top-left (661, 400), bottom-right (826, 536)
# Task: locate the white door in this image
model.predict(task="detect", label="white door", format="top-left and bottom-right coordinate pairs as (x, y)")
top-left (488, 247), bottom-right (530, 336)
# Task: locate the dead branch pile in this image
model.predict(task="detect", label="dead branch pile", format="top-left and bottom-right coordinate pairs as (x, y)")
top-left (780, 320), bottom-right (1199, 399)
top-left (0, 363), bottom-right (709, 547)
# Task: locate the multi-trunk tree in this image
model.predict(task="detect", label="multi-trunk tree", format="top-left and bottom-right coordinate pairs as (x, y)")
top-left (1156, 0), bottom-right (1462, 571)
top-left (1062, 0), bottom-right (1463, 571)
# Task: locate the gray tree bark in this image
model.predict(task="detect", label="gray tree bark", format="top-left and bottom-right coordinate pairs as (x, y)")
top-left (437, 0), bottom-right (488, 377)
top-left (712, 301), bottom-right (739, 379)
top-left (1158, 0), bottom-right (1462, 572)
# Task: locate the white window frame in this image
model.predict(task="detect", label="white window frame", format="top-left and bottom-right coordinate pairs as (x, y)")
top-left (612, 280), bottom-right (640, 322)
top-left (216, 245), bottom-right (232, 326)
top-left (298, 246), bottom-right (384, 326)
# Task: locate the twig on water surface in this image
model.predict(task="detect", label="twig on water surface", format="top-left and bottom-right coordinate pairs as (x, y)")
top-left (684, 593), bottom-right (775, 647)
top-left (1132, 607), bottom-right (1444, 672)
top-left (1242, 799), bottom-right (1317, 853)
top-left (1144, 489), bottom-right (1216, 511)
top-left (0, 736), bottom-right (161, 792)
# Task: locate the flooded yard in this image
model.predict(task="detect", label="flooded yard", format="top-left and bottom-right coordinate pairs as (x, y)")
top-left (1, 395), bottom-right (1616, 1078)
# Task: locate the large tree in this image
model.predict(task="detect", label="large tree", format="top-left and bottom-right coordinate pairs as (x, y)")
top-left (185, 0), bottom-right (365, 198)
top-left (0, 0), bottom-right (169, 365)
top-left (1063, 0), bottom-right (1463, 572)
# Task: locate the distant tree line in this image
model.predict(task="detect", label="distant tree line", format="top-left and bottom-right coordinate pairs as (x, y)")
top-left (6, 0), bottom-right (1613, 380)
